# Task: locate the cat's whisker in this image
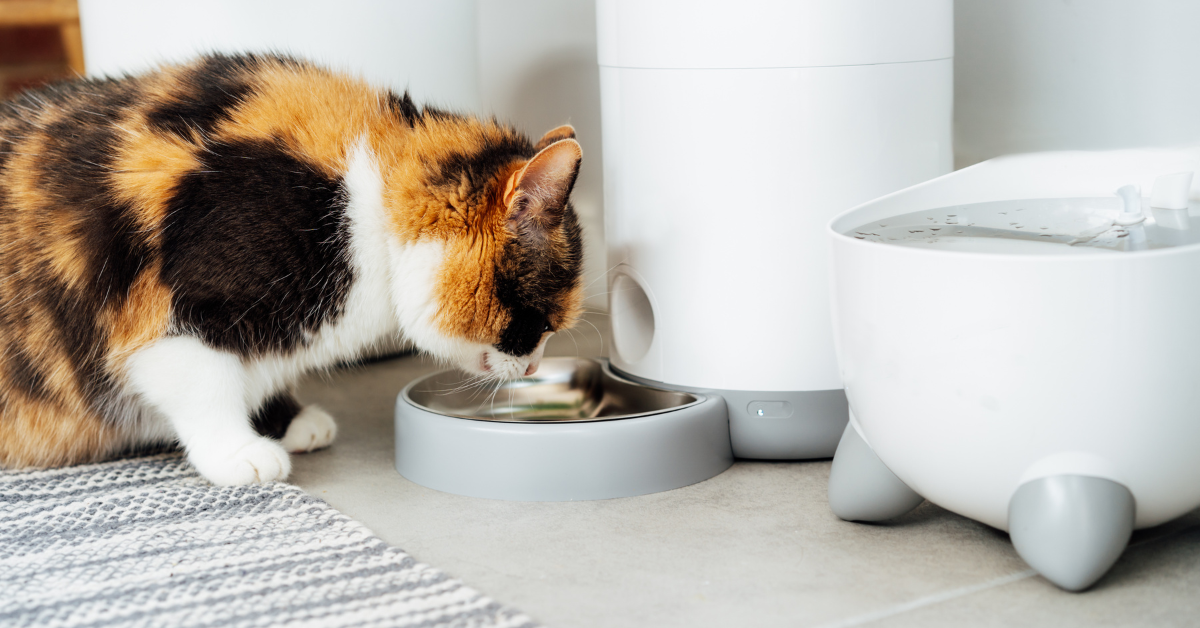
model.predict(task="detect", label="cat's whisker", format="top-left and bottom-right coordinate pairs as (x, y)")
top-left (577, 317), bottom-right (605, 353)
top-left (431, 377), bottom-right (476, 395)
top-left (579, 288), bottom-right (622, 300)
top-left (464, 381), bottom-right (494, 401)
top-left (454, 373), bottom-right (495, 397)
top-left (579, 257), bottom-right (627, 292)
top-left (484, 377), bottom-right (503, 417)
top-left (561, 327), bottom-right (581, 356)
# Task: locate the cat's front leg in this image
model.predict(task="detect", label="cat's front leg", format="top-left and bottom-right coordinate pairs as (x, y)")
top-left (126, 336), bottom-right (290, 485)
top-left (251, 391), bottom-right (338, 453)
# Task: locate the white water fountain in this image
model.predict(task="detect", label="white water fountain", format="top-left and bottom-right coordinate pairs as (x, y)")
top-left (826, 147), bottom-right (1200, 591)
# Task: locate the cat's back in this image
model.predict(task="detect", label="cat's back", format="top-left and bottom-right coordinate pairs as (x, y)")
top-left (0, 53), bottom-right (386, 297)
top-left (3, 54), bottom-right (385, 210)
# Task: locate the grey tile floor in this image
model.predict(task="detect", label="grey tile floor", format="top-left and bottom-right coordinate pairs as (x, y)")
top-left (290, 319), bottom-right (1200, 627)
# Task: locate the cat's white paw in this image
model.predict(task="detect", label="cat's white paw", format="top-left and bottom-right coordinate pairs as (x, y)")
top-left (281, 405), bottom-right (338, 453)
top-left (190, 437), bottom-right (292, 486)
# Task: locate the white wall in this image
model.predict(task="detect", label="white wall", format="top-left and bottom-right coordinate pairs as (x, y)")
top-left (477, 0), bottom-right (605, 309)
top-left (955, 0), bottom-right (1200, 168)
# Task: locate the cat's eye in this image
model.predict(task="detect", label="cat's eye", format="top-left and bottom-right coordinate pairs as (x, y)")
top-left (544, 323), bottom-right (553, 333)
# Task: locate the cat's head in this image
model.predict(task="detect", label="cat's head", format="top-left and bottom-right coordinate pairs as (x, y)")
top-left (390, 121), bottom-right (585, 380)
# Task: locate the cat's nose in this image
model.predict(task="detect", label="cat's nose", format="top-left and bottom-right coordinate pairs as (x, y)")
top-left (524, 333), bottom-right (551, 376)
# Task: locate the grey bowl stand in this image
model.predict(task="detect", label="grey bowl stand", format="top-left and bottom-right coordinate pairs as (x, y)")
top-left (395, 375), bottom-right (733, 501)
top-left (827, 423), bottom-right (1135, 591)
top-left (610, 367), bottom-right (849, 460)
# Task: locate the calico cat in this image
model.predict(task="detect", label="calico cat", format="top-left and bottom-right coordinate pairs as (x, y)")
top-left (0, 53), bottom-right (584, 485)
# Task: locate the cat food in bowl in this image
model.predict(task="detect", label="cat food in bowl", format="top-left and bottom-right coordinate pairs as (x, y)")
top-left (395, 357), bottom-right (732, 500)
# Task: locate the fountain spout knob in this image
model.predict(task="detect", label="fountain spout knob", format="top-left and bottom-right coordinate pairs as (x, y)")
top-left (1114, 184), bottom-right (1145, 226)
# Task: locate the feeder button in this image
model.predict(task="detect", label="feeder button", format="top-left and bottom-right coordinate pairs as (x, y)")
top-left (747, 401), bottom-right (792, 419)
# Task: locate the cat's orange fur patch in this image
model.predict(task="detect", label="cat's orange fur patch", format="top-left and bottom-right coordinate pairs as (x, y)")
top-left (434, 235), bottom-right (509, 342)
top-left (3, 133), bottom-right (92, 292)
top-left (105, 266), bottom-right (172, 367)
top-left (561, 287), bottom-right (585, 330)
top-left (216, 61), bottom-right (381, 175)
top-left (427, 157), bottom-right (524, 341)
top-left (110, 120), bottom-right (200, 231)
top-left (382, 118), bottom-right (519, 241)
top-left (0, 400), bottom-right (118, 468)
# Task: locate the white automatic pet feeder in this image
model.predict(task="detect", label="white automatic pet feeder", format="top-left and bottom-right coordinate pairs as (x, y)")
top-left (394, 0), bottom-right (952, 502)
top-left (598, 0), bottom-right (952, 458)
top-left (826, 148), bottom-right (1200, 591)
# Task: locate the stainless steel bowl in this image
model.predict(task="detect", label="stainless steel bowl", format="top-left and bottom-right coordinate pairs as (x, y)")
top-left (405, 357), bottom-right (700, 422)
top-left (395, 357), bottom-right (733, 501)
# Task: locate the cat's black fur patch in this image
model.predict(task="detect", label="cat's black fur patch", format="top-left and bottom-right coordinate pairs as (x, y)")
top-left (431, 133), bottom-right (535, 190)
top-left (251, 392), bottom-right (302, 440)
top-left (162, 138), bottom-right (353, 355)
top-left (79, 201), bottom-right (150, 304)
top-left (494, 208), bottom-right (584, 356)
top-left (146, 55), bottom-right (257, 139)
top-left (420, 105), bottom-right (458, 124)
top-left (5, 345), bottom-right (52, 403)
top-left (43, 278), bottom-right (114, 403)
top-left (386, 90), bottom-right (421, 127)
top-left (495, 303), bottom-right (548, 357)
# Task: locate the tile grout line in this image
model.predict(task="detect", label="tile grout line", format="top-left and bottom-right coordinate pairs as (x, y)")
top-left (810, 569), bottom-right (1038, 628)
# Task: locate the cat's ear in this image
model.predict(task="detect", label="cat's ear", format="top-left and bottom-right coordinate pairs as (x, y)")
top-left (503, 139), bottom-right (582, 230)
top-left (534, 124), bottom-right (576, 152)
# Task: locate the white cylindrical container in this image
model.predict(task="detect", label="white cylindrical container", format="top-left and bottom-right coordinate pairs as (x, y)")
top-left (598, 0), bottom-right (953, 458)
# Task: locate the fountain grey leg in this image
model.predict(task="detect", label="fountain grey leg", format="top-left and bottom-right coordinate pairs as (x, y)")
top-left (828, 423), bottom-right (924, 522)
top-left (1008, 475), bottom-right (1135, 592)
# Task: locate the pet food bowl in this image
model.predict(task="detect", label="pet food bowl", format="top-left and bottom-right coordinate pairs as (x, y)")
top-left (395, 357), bottom-right (732, 501)
top-left (825, 148), bottom-right (1200, 591)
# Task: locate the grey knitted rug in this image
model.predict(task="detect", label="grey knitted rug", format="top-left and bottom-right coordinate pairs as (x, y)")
top-left (0, 453), bottom-right (536, 628)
